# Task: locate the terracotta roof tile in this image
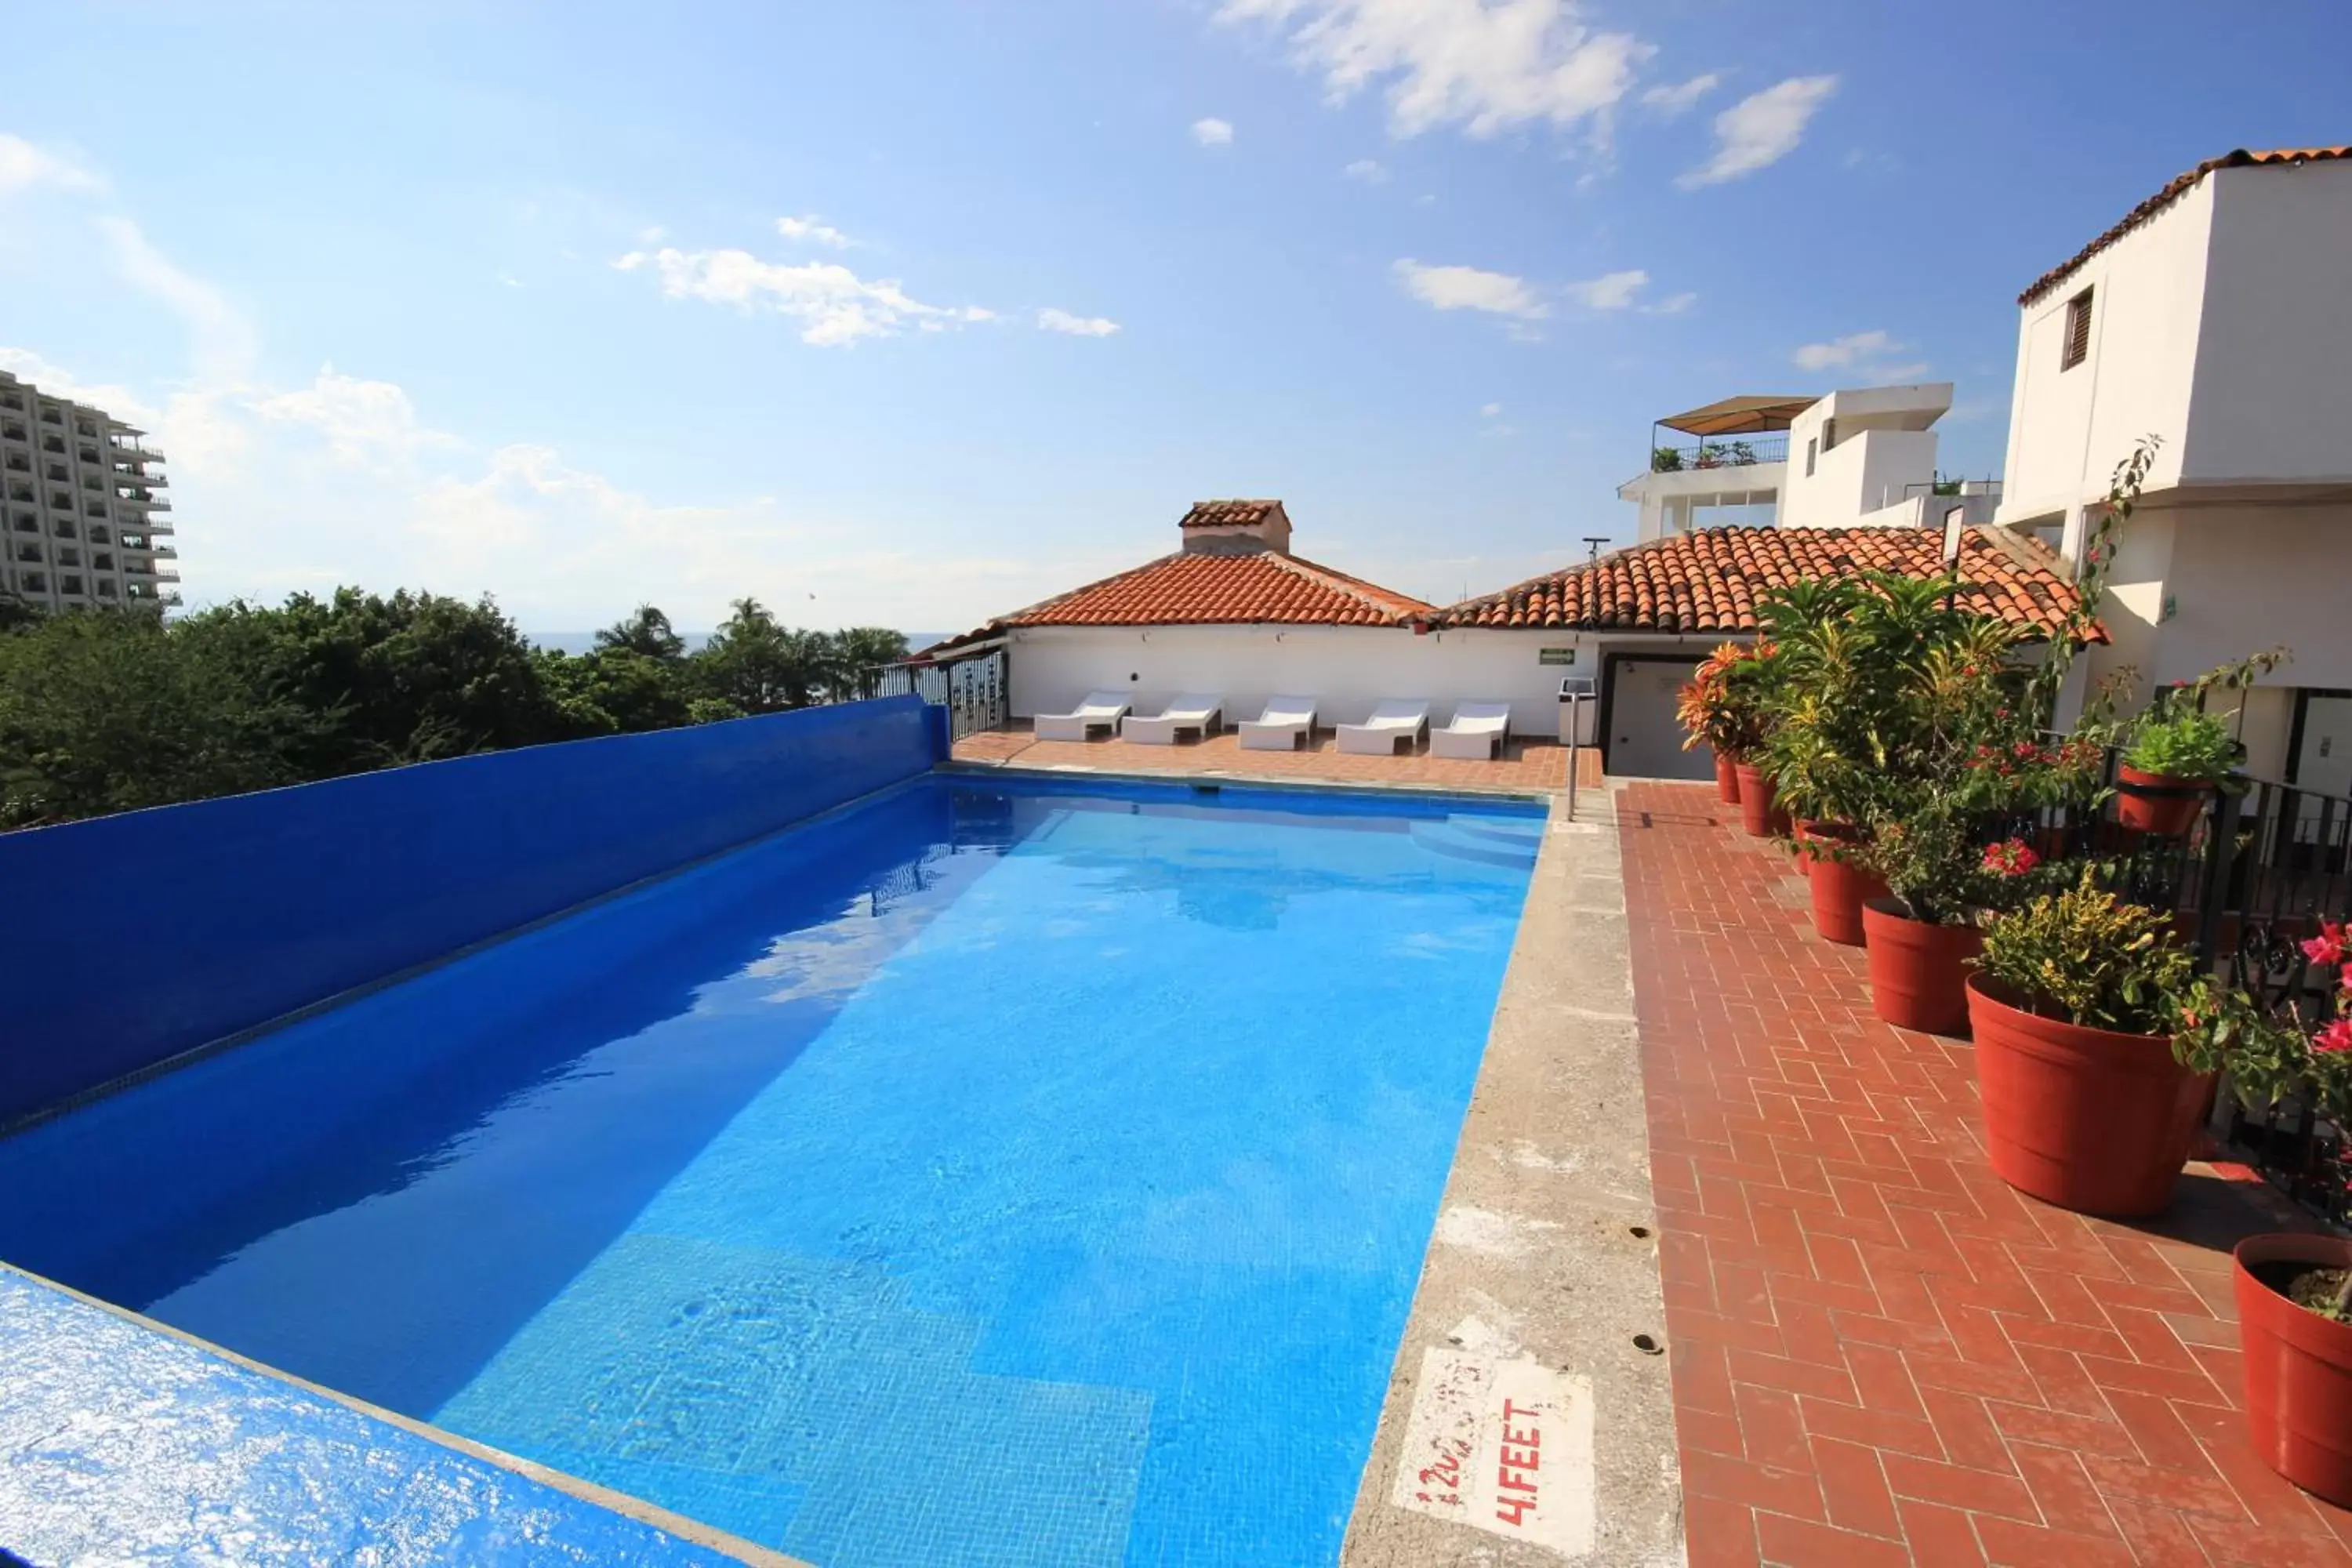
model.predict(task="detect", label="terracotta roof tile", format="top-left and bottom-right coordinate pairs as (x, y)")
top-left (920, 550), bottom-right (1432, 654)
top-left (1428, 526), bottom-right (2099, 641)
top-left (1178, 499), bottom-right (1286, 530)
top-left (2020, 147), bottom-right (2351, 306)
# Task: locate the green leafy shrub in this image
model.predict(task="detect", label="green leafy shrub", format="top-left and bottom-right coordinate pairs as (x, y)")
top-left (2124, 706), bottom-right (2237, 783)
top-left (1976, 869), bottom-right (2196, 1035)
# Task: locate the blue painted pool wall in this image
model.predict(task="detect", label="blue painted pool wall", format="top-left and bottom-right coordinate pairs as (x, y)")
top-left (0, 696), bottom-right (946, 1124)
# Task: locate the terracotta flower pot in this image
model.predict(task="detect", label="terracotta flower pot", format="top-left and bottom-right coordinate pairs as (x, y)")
top-left (2234, 1233), bottom-right (2352, 1508)
top-left (1864, 898), bottom-right (1984, 1035)
top-left (1733, 763), bottom-right (1788, 839)
top-left (1714, 753), bottom-right (1742, 807)
top-left (1799, 822), bottom-right (1886, 946)
top-left (2114, 764), bottom-right (2212, 837)
top-left (1965, 976), bottom-right (2212, 1217)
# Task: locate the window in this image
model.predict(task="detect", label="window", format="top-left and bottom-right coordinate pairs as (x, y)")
top-left (52, 519), bottom-right (74, 538)
top-left (57, 548), bottom-right (79, 568)
top-left (41, 435), bottom-right (64, 453)
top-left (1820, 418), bottom-right (1837, 451)
top-left (93, 551), bottom-right (113, 570)
top-left (96, 579), bottom-right (117, 597)
top-left (60, 575), bottom-right (82, 596)
top-left (13, 512), bottom-right (35, 531)
top-left (13, 543), bottom-right (40, 563)
top-left (88, 525), bottom-right (108, 543)
top-left (2061, 287), bottom-right (2093, 370)
top-left (49, 491), bottom-right (71, 509)
top-left (1804, 437), bottom-right (1818, 477)
top-left (21, 572), bottom-right (44, 593)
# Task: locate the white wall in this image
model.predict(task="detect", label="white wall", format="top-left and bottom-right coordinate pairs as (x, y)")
top-left (1783, 428), bottom-right (1940, 528)
top-left (1621, 463), bottom-right (1784, 542)
top-left (1999, 178), bottom-right (2212, 524)
top-left (2182, 160), bottom-right (2352, 485)
top-left (1009, 623), bottom-right (1719, 739)
top-left (2147, 502), bottom-right (2352, 690)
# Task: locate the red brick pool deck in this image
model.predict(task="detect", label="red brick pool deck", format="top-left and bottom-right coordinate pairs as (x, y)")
top-left (1618, 780), bottom-right (2352, 1566)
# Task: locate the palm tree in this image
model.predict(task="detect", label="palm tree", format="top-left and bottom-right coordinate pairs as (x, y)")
top-left (594, 604), bottom-right (685, 662)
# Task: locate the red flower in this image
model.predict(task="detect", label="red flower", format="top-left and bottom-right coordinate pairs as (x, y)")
top-left (1981, 839), bottom-right (2040, 877)
top-left (2303, 921), bottom-right (2348, 968)
top-left (2341, 962), bottom-right (2352, 995)
top-left (2315, 1018), bottom-right (2352, 1054)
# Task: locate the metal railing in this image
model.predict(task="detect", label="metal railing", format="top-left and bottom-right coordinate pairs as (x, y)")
top-left (873, 644), bottom-right (1008, 740)
top-left (1650, 435), bottom-right (1789, 473)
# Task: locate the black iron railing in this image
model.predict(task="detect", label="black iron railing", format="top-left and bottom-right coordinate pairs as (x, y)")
top-left (1650, 436), bottom-right (1788, 473)
top-left (873, 644), bottom-right (1008, 740)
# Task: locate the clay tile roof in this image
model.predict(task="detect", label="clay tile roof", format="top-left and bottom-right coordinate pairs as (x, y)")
top-left (1179, 499), bottom-right (1284, 529)
top-left (2020, 147), bottom-right (2352, 306)
top-left (919, 550), bottom-right (1432, 655)
top-left (1427, 526), bottom-right (2100, 642)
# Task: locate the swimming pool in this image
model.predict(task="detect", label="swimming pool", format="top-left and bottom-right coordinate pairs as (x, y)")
top-left (0, 774), bottom-right (1540, 1566)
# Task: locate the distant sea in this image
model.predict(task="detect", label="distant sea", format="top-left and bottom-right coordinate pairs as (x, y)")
top-left (527, 633), bottom-right (949, 656)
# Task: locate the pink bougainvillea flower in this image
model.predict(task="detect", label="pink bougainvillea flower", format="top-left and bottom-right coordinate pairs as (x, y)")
top-left (1981, 839), bottom-right (2040, 877)
top-left (2303, 921), bottom-right (2348, 967)
top-left (2315, 1018), bottom-right (2352, 1054)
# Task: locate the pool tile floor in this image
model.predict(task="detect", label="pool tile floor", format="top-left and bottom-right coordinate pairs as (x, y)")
top-left (1617, 781), bottom-right (2352, 1566)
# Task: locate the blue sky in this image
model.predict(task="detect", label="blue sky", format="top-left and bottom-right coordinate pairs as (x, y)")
top-left (2, 1), bottom-right (2342, 633)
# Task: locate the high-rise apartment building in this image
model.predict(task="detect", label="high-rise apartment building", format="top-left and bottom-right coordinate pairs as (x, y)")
top-left (0, 369), bottom-right (180, 615)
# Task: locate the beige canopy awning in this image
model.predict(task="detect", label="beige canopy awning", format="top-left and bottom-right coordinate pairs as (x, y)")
top-left (1656, 395), bottom-right (1816, 437)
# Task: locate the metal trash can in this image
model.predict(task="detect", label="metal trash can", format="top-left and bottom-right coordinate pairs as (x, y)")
top-left (1557, 675), bottom-right (1598, 745)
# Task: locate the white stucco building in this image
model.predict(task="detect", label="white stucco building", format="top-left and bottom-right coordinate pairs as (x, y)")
top-left (0, 371), bottom-right (180, 615)
top-left (1990, 146), bottom-right (2352, 792)
top-left (926, 498), bottom-right (2087, 782)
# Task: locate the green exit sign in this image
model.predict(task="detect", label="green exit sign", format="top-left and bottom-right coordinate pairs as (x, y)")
top-left (1538, 647), bottom-right (1577, 666)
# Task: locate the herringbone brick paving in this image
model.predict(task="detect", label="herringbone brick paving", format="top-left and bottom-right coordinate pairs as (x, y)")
top-left (1617, 780), bottom-right (2352, 1567)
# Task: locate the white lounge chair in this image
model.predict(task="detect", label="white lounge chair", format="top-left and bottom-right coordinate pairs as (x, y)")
top-left (1335, 700), bottom-right (1431, 756)
top-left (1239, 695), bottom-right (1318, 751)
top-left (1034, 691), bottom-right (1131, 741)
top-left (1121, 693), bottom-right (1223, 745)
top-left (1431, 701), bottom-right (1512, 760)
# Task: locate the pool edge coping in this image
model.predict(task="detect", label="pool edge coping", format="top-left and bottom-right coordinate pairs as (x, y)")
top-left (1338, 780), bottom-right (1686, 1566)
top-left (0, 1258), bottom-right (811, 1567)
top-left (938, 757), bottom-right (1557, 809)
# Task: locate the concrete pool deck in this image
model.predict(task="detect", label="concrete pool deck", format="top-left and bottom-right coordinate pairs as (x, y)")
top-left (1341, 780), bottom-right (1686, 1566)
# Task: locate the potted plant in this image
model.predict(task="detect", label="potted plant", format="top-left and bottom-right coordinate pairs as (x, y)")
top-left (2116, 704), bottom-right (2235, 835)
top-left (1966, 870), bottom-right (2223, 1216)
top-left (2224, 920), bottom-right (2352, 1507)
top-left (1860, 810), bottom-right (2033, 1035)
top-left (1675, 641), bottom-right (1759, 807)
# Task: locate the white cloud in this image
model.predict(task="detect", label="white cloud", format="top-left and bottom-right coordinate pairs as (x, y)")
top-left (1394, 259), bottom-right (1546, 320)
top-left (0, 134), bottom-right (101, 195)
top-left (1216, 0), bottom-right (1651, 141)
top-left (1791, 329), bottom-right (1930, 383)
top-left (1191, 117), bottom-right (1236, 147)
top-left (1792, 329), bottom-right (1895, 370)
top-left (252, 365), bottom-right (462, 470)
top-left (1678, 74), bottom-right (1837, 188)
top-left (1639, 71), bottom-right (1719, 117)
top-left (1036, 307), bottom-right (1120, 337)
top-left (1480, 401), bottom-right (1503, 416)
top-left (1649, 290), bottom-right (1697, 315)
top-left (611, 245), bottom-right (988, 347)
top-left (1564, 267), bottom-right (1646, 310)
top-left (776, 214), bottom-right (853, 248)
top-left (1343, 158), bottom-right (1391, 183)
top-left (93, 216), bottom-right (259, 383)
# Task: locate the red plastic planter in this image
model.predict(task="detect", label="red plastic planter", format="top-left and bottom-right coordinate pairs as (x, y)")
top-left (2114, 764), bottom-right (2211, 836)
top-left (1714, 753), bottom-right (1741, 807)
top-left (1798, 822), bottom-right (1885, 946)
top-left (1733, 763), bottom-right (1788, 839)
top-left (1863, 899), bottom-right (1982, 1035)
top-left (2234, 1233), bottom-right (2352, 1508)
top-left (1964, 976), bottom-right (2212, 1217)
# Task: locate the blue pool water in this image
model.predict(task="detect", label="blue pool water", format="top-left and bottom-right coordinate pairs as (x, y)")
top-left (0, 775), bottom-right (1540, 1566)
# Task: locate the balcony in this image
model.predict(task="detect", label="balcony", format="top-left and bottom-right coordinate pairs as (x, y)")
top-left (1650, 435), bottom-right (1790, 472)
top-left (110, 442), bottom-right (165, 463)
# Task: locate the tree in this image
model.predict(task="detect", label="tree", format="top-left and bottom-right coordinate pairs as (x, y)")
top-left (594, 604), bottom-right (687, 662)
top-left (535, 647), bottom-right (697, 735)
top-left (191, 588), bottom-right (571, 775)
top-left (0, 608), bottom-right (325, 827)
top-left (691, 597), bottom-right (828, 713)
